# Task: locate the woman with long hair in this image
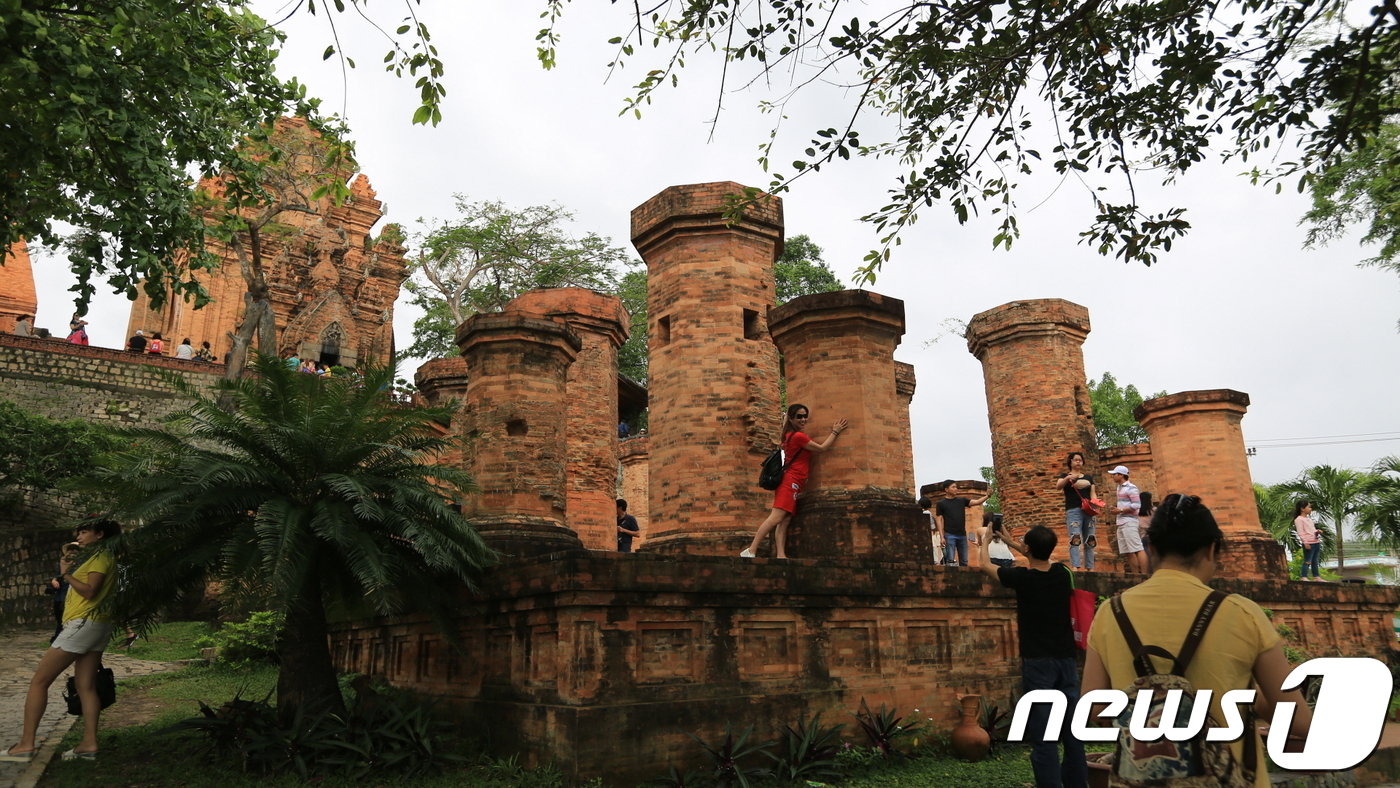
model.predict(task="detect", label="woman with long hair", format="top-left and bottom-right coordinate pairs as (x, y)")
top-left (1, 518), bottom-right (122, 763)
top-left (740, 404), bottom-right (848, 560)
top-left (1054, 451), bottom-right (1096, 571)
top-left (1294, 500), bottom-right (1322, 581)
top-left (1081, 494), bottom-right (1312, 786)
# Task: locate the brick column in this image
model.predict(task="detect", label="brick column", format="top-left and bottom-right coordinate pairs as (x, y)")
top-left (895, 362), bottom-right (918, 497)
top-left (509, 288), bottom-right (630, 552)
top-left (620, 437), bottom-right (650, 550)
top-left (1099, 443), bottom-right (1157, 504)
top-left (414, 356), bottom-right (470, 475)
top-left (457, 311), bottom-right (584, 557)
top-left (1134, 390), bottom-right (1285, 579)
top-left (966, 300), bottom-right (1100, 568)
top-left (630, 182), bottom-right (784, 555)
top-left (769, 290), bottom-right (930, 559)
top-left (0, 241), bottom-right (37, 334)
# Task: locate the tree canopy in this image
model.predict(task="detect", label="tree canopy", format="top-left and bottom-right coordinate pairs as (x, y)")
top-left (402, 197), bottom-right (636, 360)
top-left (1, 0), bottom-right (443, 313)
top-left (82, 354), bottom-right (492, 717)
top-left (540, 0), bottom-right (1400, 277)
top-left (1088, 372), bottom-right (1165, 448)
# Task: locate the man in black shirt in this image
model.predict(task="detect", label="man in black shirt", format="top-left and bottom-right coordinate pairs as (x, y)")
top-left (127, 330), bottom-right (147, 353)
top-left (978, 523), bottom-right (1087, 788)
top-left (616, 498), bottom-right (641, 552)
top-left (934, 480), bottom-right (989, 567)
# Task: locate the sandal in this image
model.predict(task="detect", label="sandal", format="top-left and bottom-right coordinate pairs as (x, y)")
top-left (61, 748), bottom-right (97, 761)
top-left (0, 747), bottom-right (34, 763)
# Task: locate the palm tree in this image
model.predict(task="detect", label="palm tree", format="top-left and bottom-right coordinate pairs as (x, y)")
top-left (1255, 482), bottom-right (1336, 557)
top-left (82, 353), bottom-right (494, 718)
top-left (1275, 465), bottom-right (1385, 574)
top-left (1359, 456), bottom-right (1400, 546)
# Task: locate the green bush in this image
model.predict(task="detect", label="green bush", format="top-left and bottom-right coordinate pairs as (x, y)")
top-left (193, 611), bottom-right (283, 665)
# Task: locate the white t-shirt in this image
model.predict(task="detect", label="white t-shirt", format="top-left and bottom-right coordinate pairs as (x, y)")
top-left (175, 343), bottom-right (194, 359)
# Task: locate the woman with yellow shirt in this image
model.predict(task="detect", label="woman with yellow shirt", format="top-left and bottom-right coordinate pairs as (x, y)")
top-left (1081, 494), bottom-right (1312, 787)
top-left (1, 519), bottom-right (121, 763)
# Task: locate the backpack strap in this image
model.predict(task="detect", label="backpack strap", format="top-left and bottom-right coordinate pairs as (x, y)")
top-left (1171, 590), bottom-right (1228, 676)
top-left (1110, 590), bottom-right (1229, 678)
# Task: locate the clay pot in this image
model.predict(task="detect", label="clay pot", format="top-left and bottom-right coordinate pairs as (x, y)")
top-left (950, 693), bottom-right (992, 762)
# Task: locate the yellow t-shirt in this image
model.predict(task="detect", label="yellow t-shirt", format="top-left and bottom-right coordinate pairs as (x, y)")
top-left (62, 551), bottom-right (116, 623)
top-left (1087, 569), bottom-right (1281, 788)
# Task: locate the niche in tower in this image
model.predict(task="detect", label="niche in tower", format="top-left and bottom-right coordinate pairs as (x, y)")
top-left (319, 322), bottom-right (343, 367)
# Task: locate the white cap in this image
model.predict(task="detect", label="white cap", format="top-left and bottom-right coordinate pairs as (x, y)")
top-left (1111, 465), bottom-right (1130, 476)
top-left (135, 329), bottom-right (144, 335)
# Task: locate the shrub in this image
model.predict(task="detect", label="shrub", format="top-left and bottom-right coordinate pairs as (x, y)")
top-left (767, 713), bottom-right (844, 783)
top-left (193, 611), bottom-right (283, 665)
top-left (853, 698), bottom-right (924, 756)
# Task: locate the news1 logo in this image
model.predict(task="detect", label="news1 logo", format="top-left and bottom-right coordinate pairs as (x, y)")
top-left (1009, 658), bottom-right (1393, 770)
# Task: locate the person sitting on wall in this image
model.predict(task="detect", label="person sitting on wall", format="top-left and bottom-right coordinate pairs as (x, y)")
top-left (920, 496), bottom-right (945, 564)
top-left (145, 332), bottom-right (164, 355)
top-left (66, 313), bottom-right (89, 345)
top-left (194, 341), bottom-right (216, 363)
top-left (935, 480), bottom-right (990, 567)
top-left (616, 498), bottom-right (641, 552)
top-left (978, 523), bottom-right (1087, 788)
top-left (174, 338), bottom-right (194, 360)
top-left (13, 314), bottom-right (34, 337)
top-left (126, 330), bottom-right (147, 353)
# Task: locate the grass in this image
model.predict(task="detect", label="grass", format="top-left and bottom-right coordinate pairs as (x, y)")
top-left (838, 747), bottom-right (1035, 786)
top-left (114, 620), bottom-right (215, 662)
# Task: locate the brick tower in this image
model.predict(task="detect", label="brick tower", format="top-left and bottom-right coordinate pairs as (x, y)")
top-left (127, 118), bottom-right (407, 365)
top-left (508, 288), bottom-right (630, 551)
top-left (1134, 390), bottom-right (1285, 579)
top-left (456, 310), bottom-right (584, 557)
top-left (0, 241), bottom-right (37, 334)
top-left (895, 361), bottom-right (918, 496)
top-left (769, 290), bottom-right (929, 558)
top-left (966, 299), bottom-right (1101, 565)
top-left (630, 182), bottom-right (784, 555)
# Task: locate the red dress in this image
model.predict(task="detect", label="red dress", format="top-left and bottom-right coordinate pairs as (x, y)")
top-left (772, 430), bottom-right (812, 514)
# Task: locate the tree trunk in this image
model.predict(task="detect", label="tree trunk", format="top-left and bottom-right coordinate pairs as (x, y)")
top-left (276, 566), bottom-right (345, 722)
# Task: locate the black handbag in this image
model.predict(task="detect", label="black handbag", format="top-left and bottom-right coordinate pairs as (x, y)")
top-left (63, 665), bottom-right (116, 715)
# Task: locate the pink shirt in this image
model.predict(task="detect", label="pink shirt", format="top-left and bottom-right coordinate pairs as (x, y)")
top-left (1294, 515), bottom-right (1319, 546)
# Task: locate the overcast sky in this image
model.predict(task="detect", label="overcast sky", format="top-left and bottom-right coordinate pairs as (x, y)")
top-left (26, 3), bottom-right (1400, 489)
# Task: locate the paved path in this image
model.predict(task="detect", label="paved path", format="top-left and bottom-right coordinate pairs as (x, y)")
top-left (0, 629), bottom-right (179, 788)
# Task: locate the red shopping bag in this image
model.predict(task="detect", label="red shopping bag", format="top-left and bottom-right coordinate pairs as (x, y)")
top-left (1065, 565), bottom-right (1095, 650)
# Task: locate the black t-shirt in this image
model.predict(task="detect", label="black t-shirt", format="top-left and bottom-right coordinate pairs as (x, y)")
top-left (128, 334), bottom-right (147, 352)
top-left (617, 514), bottom-right (639, 552)
top-left (935, 497), bottom-right (972, 536)
top-left (1060, 473), bottom-right (1094, 510)
top-left (996, 564), bottom-right (1076, 658)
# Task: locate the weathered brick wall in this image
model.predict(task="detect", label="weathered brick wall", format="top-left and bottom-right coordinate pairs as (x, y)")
top-left (0, 335), bottom-right (222, 627)
top-left (631, 183), bottom-right (784, 555)
top-left (619, 437), bottom-right (650, 550)
top-left (509, 289), bottom-right (629, 552)
top-left (1135, 390), bottom-right (1286, 579)
top-left (895, 362), bottom-right (917, 497)
top-left (966, 300), bottom-right (1101, 567)
top-left (1099, 443), bottom-right (1156, 506)
top-left (770, 290), bottom-right (928, 559)
top-left (413, 356), bottom-right (470, 475)
top-left (0, 241), bottom-right (37, 334)
top-left (457, 311), bottom-right (583, 556)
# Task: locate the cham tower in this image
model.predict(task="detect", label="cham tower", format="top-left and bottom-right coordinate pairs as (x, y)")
top-left (0, 241), bottom-right (37, 334)
top-left (630, 182), bottom-right (784, 555)
top-left (966, 299), bottom-right (1101, 566)
top-left (126, 117), bottom-right (407, 367)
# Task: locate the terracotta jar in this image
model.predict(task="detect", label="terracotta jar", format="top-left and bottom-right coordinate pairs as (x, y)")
top-left (950, 693), bottom-right (991, 761)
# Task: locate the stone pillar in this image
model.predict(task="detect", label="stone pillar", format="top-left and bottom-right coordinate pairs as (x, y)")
top-left (895, 362), bottom-right (917, 497)
top-left (966, 300), bottom-right (1100, 568)
top-left (508, 288), bottom-right (630, 552)
top-left (769, 290), bottom-right (930, 559)
top-left (0, 241), bottom-right (37, 334)
top-left (620, 437), bottom-right (651, 550)
top-left (457, 311), bottom-right (584, 557)
top-left (630, 182), bottom-right (784, 555)
top-left (1134, 390), bottom-right (1285, 579)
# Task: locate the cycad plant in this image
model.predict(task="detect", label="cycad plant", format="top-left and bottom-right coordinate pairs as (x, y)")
top-left (81, 353), bottom-right (494, 718)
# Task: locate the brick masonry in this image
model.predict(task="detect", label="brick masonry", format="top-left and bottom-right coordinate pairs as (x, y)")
top-left (631, 183), bottom-right (785, 555)
top-left (456, 310), bottom-right (584, 557)
top-left (966, 299), bottom-right (1102, 567)
top-left (770, 290), bottom-right (928, 559)
top-left (620, 437), bottom-right (651, 550)
top-left (0, 241), bottom-right (36, 335)
top-left (508, 288), bottom-right (629, 551)
top-left (1135, 389), bottom-right (1287, 579)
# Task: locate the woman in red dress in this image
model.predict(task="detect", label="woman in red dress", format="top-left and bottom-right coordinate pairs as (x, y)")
top-left (740, 403), bottom-right (849, 559)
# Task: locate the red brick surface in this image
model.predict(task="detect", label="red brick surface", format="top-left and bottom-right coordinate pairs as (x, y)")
top-left (1134, 390), bottom-right (1286, 579)
top-left (631, 183), bottom-right (785, 555)
top-left (0, 241), bottom-right (36, 334)
top-left (895, 361), bottom-right (918, 496)
top-left (456, 311), bottom-right (584, 556)
top-left (966, 300), bottom-right (1101, 566)
top-left (509, 288), bottom-right (629, 551)
top-left (620, 437), bottom-right (651, 550)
